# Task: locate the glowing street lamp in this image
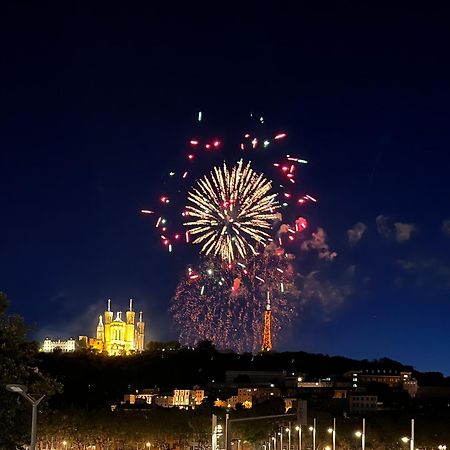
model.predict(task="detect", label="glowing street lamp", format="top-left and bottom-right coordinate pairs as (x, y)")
top-left (438, 445), bottom-right (447, 450)
top-left (5, 384), bottom-right (45, 450)
top-left (400, 419), bottom-right (415, 450)
top-left (309, 418), bottom-right (316, 450)
top-left (295, 426), bottom-right (302, 450)
top-left (285, 426), bottom-right (291, 450)
top-left (146, 443), bottom-right (151, 448)
top-left (354, 418), bottom-right (366, 450)
top-left (62, 441), bottom-right (67, 447)
top-left (327, 418), bottom-right (336, 450)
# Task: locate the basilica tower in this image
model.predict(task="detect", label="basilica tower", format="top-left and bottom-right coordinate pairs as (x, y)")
top-left (136, 311), bottom-right (145, 351)
top-left (125, 298), bottom-right (135, 352)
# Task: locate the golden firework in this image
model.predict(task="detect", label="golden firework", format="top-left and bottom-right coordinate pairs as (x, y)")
top-left (184, 159), bottom-right (280, 262)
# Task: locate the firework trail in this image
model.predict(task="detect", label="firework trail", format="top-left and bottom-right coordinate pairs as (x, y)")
top-left (171, 243), bottom-right (298, 352)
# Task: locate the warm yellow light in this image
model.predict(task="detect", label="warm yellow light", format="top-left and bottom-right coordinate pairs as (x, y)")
top-left (63, 442), bottom-right (67, 447)
top-left (295, 426), bottom-right (300, 431)
top-left (325, 446), bottom-right (331, 450)
top-left (401, 437), bottom-right (410, 443)
top-left (285, 428), bottom-right (290, 432)
top-left (309, 427), bottom-right (314, 432)
top-left (146, 443), bottom-right (151, 448)
top-left (327, 428), bottom-right (333, 434)
top-left (355, 431), bottom-right (362, 438)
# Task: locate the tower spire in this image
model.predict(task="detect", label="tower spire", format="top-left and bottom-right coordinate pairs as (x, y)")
top-left (107, 298), bottom-right (111, 312)
top-left (129, 298), bottom-right (133, 311)
top-left (139, 311), bottom-right (143, 322)
top-left (261, 291), bottom-right (272, 352)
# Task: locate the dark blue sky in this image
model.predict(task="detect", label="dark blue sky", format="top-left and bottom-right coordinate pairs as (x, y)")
top-left (1, 3), bottom-right (450, 373)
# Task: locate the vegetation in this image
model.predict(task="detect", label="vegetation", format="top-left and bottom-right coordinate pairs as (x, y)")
top-left (0, 292), bottom-right (60, 450)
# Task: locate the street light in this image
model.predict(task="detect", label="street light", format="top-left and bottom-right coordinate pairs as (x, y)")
top-left (308, 418), bottom-right (316, 450)
top-left (62, 441), bottom-right (67, 447)
top-left (279, 430), bottom-right (283, 450)
top-left (5, 384), bottom-right (45, 450)
top-left (272, 435), bottom-right (277, 450)
top-left (327, 418), bottom-right (336, 450)
top-left (146, 443), bottom-right (151, 448)
top-left (285, 426), bottom-right (291, 450)
top-left (295, 426), bottom-right (302, 450)
top-left (438, 445), bottom-right (447, 450)
top-left (354, 418), bottom-right (366, 450)
top-left (401, 419), bottom-right (415, 450)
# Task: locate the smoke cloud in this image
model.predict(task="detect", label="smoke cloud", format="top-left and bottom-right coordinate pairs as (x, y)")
top-left (394, 222), bottom-right (416, 242)
top-left (442, 219), bottom-right (450, 237)
top-left (347, 222), bottom-right (367, 246)
top-left (301, 228), bottom-right (337, 261)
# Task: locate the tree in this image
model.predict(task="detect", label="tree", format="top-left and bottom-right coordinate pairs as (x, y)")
top-left (0, 292), bottom-right (61, 450)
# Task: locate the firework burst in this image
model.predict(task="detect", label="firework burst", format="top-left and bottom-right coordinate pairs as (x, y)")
top-left (171, 243), bottom-right (298, 352)
top-left (184, 159), bottom-right (280, 262)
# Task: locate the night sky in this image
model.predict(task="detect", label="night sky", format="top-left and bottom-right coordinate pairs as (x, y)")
top-left (1, 4), bottom-right (450, 373)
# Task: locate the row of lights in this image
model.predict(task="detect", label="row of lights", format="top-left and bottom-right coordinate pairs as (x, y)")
top-left (265, 418), bottom-right (448, 450)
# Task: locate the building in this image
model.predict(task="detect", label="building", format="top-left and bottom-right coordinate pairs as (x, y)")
top-left (173, 389), bottom-right (205, 408)
top-left (349, 394), bottom-right (378, 414)
top-left (155, 395), bottom-right (174, 408)
top-left (121, 388), bottom-right (204, 410)
top-left (124, 389), bottom-right (159, 405)
top-left (41, 338), bottom-right (76, 353)
top-left (79, 299), bottom-right (145, 356)
top-left (346, 370), bottom-right (418, 397)
top-left (214, 386), bottom-right (281, 410)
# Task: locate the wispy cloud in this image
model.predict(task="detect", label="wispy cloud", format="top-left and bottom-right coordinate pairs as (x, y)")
top-left (35, 300), bottom-right (105, 341)
top-left (376, 215), bottom-right (416, 243)
top-left (397, 258), bottom-right (450, 290)
top-left (376, 214), bottom-right (392, 238)
top-left (394, 222), bottom-right (416, 242)
top-left (347, 222), bottom-right (367, 246)
top-left (301, 227), bottom-right (337, 261)
top-left (299, 266), bottom-right (354, 319)
top-left (442, 219), bottom-right (450, 238)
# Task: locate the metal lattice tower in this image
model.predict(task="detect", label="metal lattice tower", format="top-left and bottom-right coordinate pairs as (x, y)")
top-left (261, 291), bottom-right (272, 352)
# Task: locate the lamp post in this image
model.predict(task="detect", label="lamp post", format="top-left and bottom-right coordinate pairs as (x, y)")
top-left (355, 418), bottom-right (365, 450)
top-left (285, 425), bottom-right (291, 450)
top-left (295, 426), bottom-right (302, 450)
top-left (401, 419), bottom-right (415, 450)
top-left (279, 430), bottom-right (283, 450)
top-left (327, 418), bottom-right (336, 450)
top-left (5, 384), bottom-right (45, 450)
top-left (308, 418), bottom-right (316, 450)
top-left (272, 435), bottom-right (277, 450)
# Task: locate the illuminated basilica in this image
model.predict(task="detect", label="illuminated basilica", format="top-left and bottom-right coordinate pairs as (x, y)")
top-left (79, 299), bottom-right (145, 355)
